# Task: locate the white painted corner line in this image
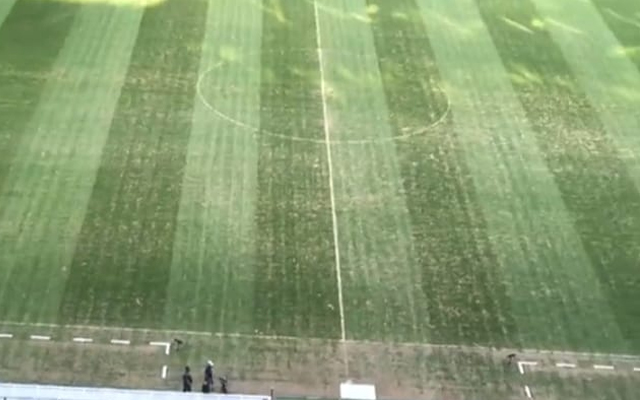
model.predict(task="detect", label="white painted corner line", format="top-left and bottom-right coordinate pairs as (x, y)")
top-left (524, 385), bottom-right (532, 399)
top-left (110, 339), bottom-right (130, 345)
top-left (0, 333), bottom-right (13, 338)
top-left (556, 362), bottom-right (576, 368)
top-left (517, 360), bottom-right (537, 375)
top-left (593, 364), bottom-right (614, 370)
top-left (313, 0), bottom-right (347, 374)
top-left (150, 341), bottom-right (171, 355)
top-left (161, 365), bottom-right (168, 379)
top-left (72, 337), bottom-right (93, 343)
top-left (30, 335), bottom-right (51, 341)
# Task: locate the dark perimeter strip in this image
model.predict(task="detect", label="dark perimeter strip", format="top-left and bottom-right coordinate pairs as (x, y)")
top-left (253, 0), bottom-right (340, 338)
top-left (0, 0), bottom-right (78, 193)
top-left (476, 0), bottom-right (640, 353)
top-left (367, 0), bottom-right (517, 346)
top-left (59, 0), bottom-right (208, 327)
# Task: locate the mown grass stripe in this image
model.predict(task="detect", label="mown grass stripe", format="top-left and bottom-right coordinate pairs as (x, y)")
top-left (254, 0), bottom-right (340, 338)
top-left (0, 0), bottom-right (78, 192)
top-left (0, 5), bottom-right (143, 325)
top-left (59, 0), bottom-right (208, 327)
top-left (165, 0), bottom-right (262, 333)
top-left (532, 0), bottom-right (640, 192)
top-left (0, 0), bottom-right (16, 24)
top-left (314, 0), bottom-right (428, 342)
top-left (476, 0), bottom-right (640, 353)
top-left (367, 0), bottom-right (516, 346)
top-left (417, 0), bottom-right (625, 352)
top-left (590, 0), bottom-right (640, 71)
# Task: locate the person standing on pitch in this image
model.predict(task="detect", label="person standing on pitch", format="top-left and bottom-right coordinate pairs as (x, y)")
top-left (204, 360), bottom-right (214, 391)
top-left (219, 376), bottom-right (228, 394)
top-left (182, 366), bottom-right (193, 392)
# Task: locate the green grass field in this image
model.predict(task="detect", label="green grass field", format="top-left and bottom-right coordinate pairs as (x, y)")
top-left (1, 0), bottom-right (640, 398)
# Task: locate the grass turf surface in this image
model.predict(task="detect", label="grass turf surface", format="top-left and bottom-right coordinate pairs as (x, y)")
top-left (0, 0), bottom-right (640, 398)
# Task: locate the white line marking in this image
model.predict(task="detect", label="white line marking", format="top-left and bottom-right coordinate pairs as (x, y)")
top-left (517, 360), bottom-right (538, 374)
top-left (149, 341), bottom-right (171, 355)
top-left (30, 335), bottom-right (50, 341)
top-left (0, 333), bottom-right (13, 338)
top-left (110, 339), bottom-right (130, 345)
top-left (313, 0), bottom-right (348, 373)
top-left (634, 367), bottom-right (640, 372)
top-left (524, 385), bottom-right (532, 399)
top-left (72, 337), bottom-right (93, 343)
top-left (593, 364), bottom-right (614, 370)
top-left (161, 365), bottom-right (168, 379)
top-left (556, 362), bottom-right (576, 368)
top-left (0, 320), bottom-right (212, 337)
top-left (2, 320), bottom-right (640, 361)
top-left (194, 59), bottom-right (451, 145)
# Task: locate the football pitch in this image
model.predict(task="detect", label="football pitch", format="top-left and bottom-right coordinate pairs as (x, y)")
top-left (0, 0), bottom-right (640, 398)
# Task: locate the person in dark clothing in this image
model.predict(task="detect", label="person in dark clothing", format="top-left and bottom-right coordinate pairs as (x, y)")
top-left (182, 366), bottom-right (193, 392)
top-left (219, 376), bottom-right (228, 394)
top-left (204, 360), bottom-right (214, 391)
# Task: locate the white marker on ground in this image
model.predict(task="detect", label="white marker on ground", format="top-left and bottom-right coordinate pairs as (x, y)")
top-left (524, 385), bottom-right (532, 399)
top-left (161, 365), bottom-right (168, 379)
top-left (0, 333), bottom-right (13, 339)
top-left (634, 367), bottom-right (640, 372)
top-left (30, 335), bottom-right (51, 341)
top-left (313, 0), bottom-right (348, 375)
top-left (149, 341), bottom-right (171, 355)
top-left (72, 337), bottom-right (93, 343)
top-left (517, 361), bottom-right (538, 375)
top-left (556, 362), bottom-right (576, 368)
top-left (593, 364), bottom-right (614, 370)
top-left (110, 339), bottom-right (130, 345)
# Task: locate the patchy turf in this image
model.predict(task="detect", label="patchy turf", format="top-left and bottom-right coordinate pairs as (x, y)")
top-left (0, 0), bottom-right (639, 398)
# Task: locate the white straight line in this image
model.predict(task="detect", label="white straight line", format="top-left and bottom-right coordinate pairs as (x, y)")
top-left (149, 341), bottom-right (171, 355)
top-left (110, 339), bottom-right (130, 345)
top-left (30, 335), bottom-right (51, 341)
top-left (520, 361), bottom-right (538, 366)
top-left (524, 385), bottom-right (532, 399)
top-left (517, 362), bottom-right (525, 375)
top-left (556, 362), bottom-right (576, 368)
top-left (593, 364), bottom-right (614, 370)
top-left (313, 0), bottom-right (347, 369)
top-left (0, 333), bottom-right (13, 338)
top-left (634, 367), bottom-right (640, 372)
top-left (161, 365), bottom-right (168, 379)
top-left (0, 320), bottom-right (212, 337)
top-left (72, 337), bottom-right (93, 343)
